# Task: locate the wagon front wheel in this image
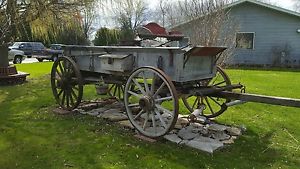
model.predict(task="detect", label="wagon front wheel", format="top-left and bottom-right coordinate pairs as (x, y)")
top-left (51, 56), bottom-right (83, 110)
top-left (124, 67), bottom-right (179, 138)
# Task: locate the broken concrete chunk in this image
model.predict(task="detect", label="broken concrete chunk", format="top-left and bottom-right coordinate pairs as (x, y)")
top-left (163, 134), bottom-right (182, 144)
top-left (207, 123), bottom-right (228, 132)
top-left (98, 110), bottom-right (128, 122)
top-left (185, 136), bottom-right (224, 153)
top-left (212, 131), bottom-right (231, 141)
top-left (178, 127), bottom-right (199, 140)
top-left (226, 127), bottom-right (242, 136)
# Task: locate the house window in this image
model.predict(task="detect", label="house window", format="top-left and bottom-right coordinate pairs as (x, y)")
top-left (236, 32), bottom-right (255, 49)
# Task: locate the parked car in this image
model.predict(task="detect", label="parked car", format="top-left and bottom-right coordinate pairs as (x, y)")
top-left (8, 48), bottom-right (26, 64)
top-left (9, 42), bottom-right (63, 62)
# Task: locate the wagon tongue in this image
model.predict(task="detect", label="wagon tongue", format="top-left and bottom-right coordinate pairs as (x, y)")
top-left (185, 47), bottom-right (227, 57)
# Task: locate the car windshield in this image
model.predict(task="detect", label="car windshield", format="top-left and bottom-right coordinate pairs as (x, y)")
top-left (50, 45), bottom-right (62, 50)
top-left (10, 42), bottom-right (22, 48)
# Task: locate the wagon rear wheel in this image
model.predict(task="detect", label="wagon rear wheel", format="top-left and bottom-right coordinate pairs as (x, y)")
top-left (182, 66), bottom-right (231, 118)
top-left (108, 83), bottom-right (125, 101)
top-left (51, 56), bottom-right (83, 110)
top-left (124, 66), bottom-right (178, 138)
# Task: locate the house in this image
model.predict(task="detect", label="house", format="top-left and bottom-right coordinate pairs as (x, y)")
top-left (172, 0), bottom-right (300, 66)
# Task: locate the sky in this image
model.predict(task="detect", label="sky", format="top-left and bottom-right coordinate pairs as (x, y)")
top-left (92, 0), bottom-right (296, 38)
top-left (146, 0), bottom-right (295, 10)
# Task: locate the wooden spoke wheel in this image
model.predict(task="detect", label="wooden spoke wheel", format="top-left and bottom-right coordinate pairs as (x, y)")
top-left (51, 56), bottom-right (83, 110)
top-left (182, 66), bottom-right (231, 118)
top-left (124, 66), bottom-right (178, 138)
top-left (108, 83), bottom-right (125, 101)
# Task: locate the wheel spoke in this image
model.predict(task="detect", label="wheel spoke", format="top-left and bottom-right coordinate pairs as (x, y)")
top-left (150, 73), bottom-right (156, 95)
top-left (70, 87), bottom-right (78, 99)
top-left (69, 91), bottom-right (74, 106)
top-left (213, 80), bottom-right (226, 87)
top-left (155, 110), bottom-right (167, 129)
top-left (66, 90), bottom-right (70, 108)
top-left (156, 104), bottom-right (173, 117)
top-left (58, 61), bottom-right (65, 74)
top-left (61, 90), bottom-right (66, 106)
top-left (108, 84), bottom-right (114, 93)
top-left (128, 103), bottom-right (139, 107)
top-left (57, 89), bottom-right (63, 97)
top-left (134, 110), bottom-right (144, 120)
top-left (113, 85), bottom-right (117, 96)
top-left (204, 97), bottom-right (215, 114)
top-left (118, 86), bottom-right (121, 99)
top-left (127, 90), bottom-right (142, 98)
top-left (155, 96), bottom-right (173, 102)
top-left (208, 96), bottom-right (222, 106)
top-left (153, 82), bottom-right (165, 98)
top-left (132, 78), bottom-right (146, 95)
top-left (151, 111), bottom-right (156, 132)
top-left (56, 69), bottom-right (62, 78)
top-left (192, 97), bottom-right (199, 110)
top-left (142, 114), bottom-right (149, 130)
top-left (142, 72), bottom-right (150, 93)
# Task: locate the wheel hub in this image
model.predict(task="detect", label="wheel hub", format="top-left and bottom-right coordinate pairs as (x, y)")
top-left (139, 96), bottom-right (154, 111)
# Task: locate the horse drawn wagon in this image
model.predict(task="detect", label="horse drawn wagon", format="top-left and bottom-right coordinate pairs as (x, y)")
top-left (50, 23), bottom-right (300, 138)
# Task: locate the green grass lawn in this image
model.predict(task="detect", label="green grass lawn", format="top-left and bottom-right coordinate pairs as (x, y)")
top-left (0, 63), bottom-right (299, 169)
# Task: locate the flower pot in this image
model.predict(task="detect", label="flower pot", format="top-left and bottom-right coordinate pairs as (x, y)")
top-left (95, 84), bottom-right (109, 95)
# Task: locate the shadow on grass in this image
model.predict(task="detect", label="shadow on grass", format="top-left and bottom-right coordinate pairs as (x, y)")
top-left (0, 74), bottom-right (299, 169)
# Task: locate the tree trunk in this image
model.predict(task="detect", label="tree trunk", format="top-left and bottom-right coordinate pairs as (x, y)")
top-left (0, 45), bottom-right (9, 67)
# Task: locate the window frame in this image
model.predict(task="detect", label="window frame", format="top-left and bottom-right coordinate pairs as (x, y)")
top-left (236, 32), bottom-right (255, 50)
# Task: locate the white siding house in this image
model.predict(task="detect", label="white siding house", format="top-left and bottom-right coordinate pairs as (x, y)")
top-left (173, 0), bottom-right (300, 66)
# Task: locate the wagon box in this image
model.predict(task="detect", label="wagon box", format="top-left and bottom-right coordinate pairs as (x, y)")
top-left (63, 46), bottom-right (225, 83)
top-left (99, 54), bottom-right (133, 72)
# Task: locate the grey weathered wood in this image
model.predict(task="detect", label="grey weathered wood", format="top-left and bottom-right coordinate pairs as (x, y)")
top-left (215, 91), bottom-right (300, 108)
top-left (63, 45), bottom-right (223, 83)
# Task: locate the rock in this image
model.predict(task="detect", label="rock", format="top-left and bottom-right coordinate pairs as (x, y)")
top-left (163, 134), bottom-right (182, 144)
top-left (192, 127), bottom-right (209, 137)
top-left (222, 137), bottom-right (235, 144)
top-left (80, 103), bottom-right (99, 111)
top-left (86, 110), bottom-right (100, 116)
top-left (162, 113), bottom-right (172, 119)
top-left (176, 117), bottom-right (190, 127)
top-left (208, 123), bottom-right (228, 132)
top-left (118, 120), bottom-right (134, 129)
top-left (212, 131), bottom-right (231, 141)
top-left (95, 107), bottom-right (109, 114)
top-left (105, 102), bottom-right (125, 110)
top-left (226, 127), bottom-right (242, 136)
top-left (178, 127), bottom-right (199, 140)
top-left (190, 123), bottom-right (204, 128)
top-left (145, 126), bottom-right (165, 134)
top-left (98, 110), bottom-right (128, 122)
top-left (185, 136), bottom-right (224, 153)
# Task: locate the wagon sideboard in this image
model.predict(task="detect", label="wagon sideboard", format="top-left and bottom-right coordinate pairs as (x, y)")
top-left (63, 45), bottom-right (226, 83)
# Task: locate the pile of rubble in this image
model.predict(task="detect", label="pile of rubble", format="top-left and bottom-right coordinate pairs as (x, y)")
top-left (53, 98), bottom-right (245, 153)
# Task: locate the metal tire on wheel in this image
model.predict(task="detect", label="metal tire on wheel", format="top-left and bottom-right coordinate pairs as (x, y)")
top-left (124, 66), bottom-right (178, 138)
top-left (51, 56), bottom-right (83, 110)
top-left (182, 66), bottom-right (231, 118)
